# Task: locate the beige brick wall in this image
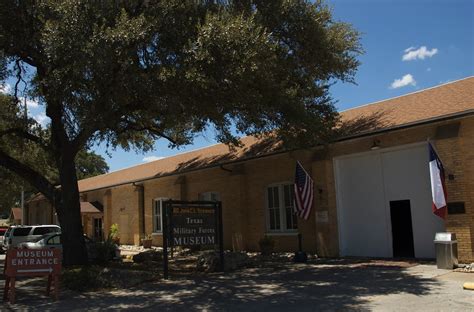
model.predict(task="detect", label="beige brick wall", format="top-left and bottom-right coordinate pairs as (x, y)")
top-left (107, 185), bottom-right (140, 245)
top-left (445, 117), bottom-right (474, 261)
top-left (321, 116), bottom-right (474, 261)
top-left (242, 150), bottom-right (317, 252)
top-left (26, 115), bottom-right (474, 261)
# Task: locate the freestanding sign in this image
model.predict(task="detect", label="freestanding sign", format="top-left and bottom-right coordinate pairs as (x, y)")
top-left (163, 200), bottom-right (224, 279)
top-left (3, 248), bottom-right (62, 303)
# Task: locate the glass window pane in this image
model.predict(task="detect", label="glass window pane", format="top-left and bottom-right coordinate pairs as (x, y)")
top-left (284, 185), bottom-right (291, 207)
top-left (283, 184), bottom-right (297, 230)
top-left (13, 227), bottom-right (32, 236)
top-left (273, 187), bottom-right (279, 208)
top-left (155, 201), bottom-right (162, 232)
top-left (267, 186), bottom-right (282, 230)
top-left (269, 209), bottom-right (275, 230)
top-left (153, 200), bottom-right (162, 232)
top-left (274, 207), bottom-right (280, 230)
top-left (267, 188), bottom-right (273, 208)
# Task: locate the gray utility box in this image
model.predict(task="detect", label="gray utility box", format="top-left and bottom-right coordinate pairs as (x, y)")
top-left (434, 232), bottom-right (458, 270)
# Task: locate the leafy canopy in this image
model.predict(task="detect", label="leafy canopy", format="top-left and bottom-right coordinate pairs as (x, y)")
top-left (1, 0), bottom-right (361, 265)
top-left (0, 94), bottom-right (109, 213)
top-left (1, 0), bottom-right (361, 155)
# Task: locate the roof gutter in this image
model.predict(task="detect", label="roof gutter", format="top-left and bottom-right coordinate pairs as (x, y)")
top-left (80, 109), bottom-right (474, 193)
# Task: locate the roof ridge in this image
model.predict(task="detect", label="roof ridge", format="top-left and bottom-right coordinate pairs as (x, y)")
top-left (340, 76), bottom-right (474, 114)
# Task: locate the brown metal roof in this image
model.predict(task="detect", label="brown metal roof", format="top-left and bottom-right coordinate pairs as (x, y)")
top-left (78, 77), bottom-right (473, 192)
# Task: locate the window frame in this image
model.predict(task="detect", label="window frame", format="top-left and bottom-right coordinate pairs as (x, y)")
top-left (265, 182), bottom-right (298, 233)
top-left (152, 198), bottom-right (167, 234)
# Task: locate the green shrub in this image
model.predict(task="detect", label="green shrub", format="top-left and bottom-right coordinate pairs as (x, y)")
top-left (62, 266), bottom-right (111, 291)
top-left (259, 236), bottom-right (275, 256)
top-left (109, 223), bottom-right (119, 239)
top-left (88, 237), bottom-right (118, 265)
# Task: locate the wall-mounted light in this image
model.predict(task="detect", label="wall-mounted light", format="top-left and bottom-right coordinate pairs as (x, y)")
top-left (370, 139), bottom-right (381, 150)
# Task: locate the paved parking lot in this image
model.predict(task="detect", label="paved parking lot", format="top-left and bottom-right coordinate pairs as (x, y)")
top-left (1, 255), bottom-right (473, 311)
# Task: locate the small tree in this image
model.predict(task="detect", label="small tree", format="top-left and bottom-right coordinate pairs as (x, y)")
top-left (0, 0), bottom-right (361, 265)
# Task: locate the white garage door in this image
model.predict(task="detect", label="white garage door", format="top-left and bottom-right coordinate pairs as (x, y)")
top-left (334, 143), bottom-right (444, 258)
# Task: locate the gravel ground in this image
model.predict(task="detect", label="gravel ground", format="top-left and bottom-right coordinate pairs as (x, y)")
top-left (1, 254), bottom-right (473, 311)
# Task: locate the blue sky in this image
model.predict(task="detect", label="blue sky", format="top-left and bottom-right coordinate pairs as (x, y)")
top-left (330, 0), bottom-right (473, 111)
top-left (1, 0), bottom-right (473, 172)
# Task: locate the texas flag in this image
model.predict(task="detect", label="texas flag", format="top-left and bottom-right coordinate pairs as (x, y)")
top-left (429, 143), bottom-right (447, 219)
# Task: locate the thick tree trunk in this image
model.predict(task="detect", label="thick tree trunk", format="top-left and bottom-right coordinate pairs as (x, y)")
top-left (55, 152), bottom-right (88, 266)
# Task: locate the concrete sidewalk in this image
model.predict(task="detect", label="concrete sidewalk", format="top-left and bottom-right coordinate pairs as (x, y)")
top-left (1, 256), bottom-right (473, 311)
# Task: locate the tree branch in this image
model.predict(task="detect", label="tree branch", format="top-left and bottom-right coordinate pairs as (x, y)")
top-left (0, 128), bottom-right (50, 151)
top-left (116, 122), bottom-right (178, 146)
top-left (0, 148), bottom-right (57, 202)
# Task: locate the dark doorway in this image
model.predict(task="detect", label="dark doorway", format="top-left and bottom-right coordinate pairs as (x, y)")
top-left (390, 200), bottom-right (415, 258)
top-left (94, 218), bottom-right (103, 241)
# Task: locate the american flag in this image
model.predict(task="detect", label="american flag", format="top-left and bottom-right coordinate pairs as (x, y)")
top-left (294, 161), bottom-right (314, 220)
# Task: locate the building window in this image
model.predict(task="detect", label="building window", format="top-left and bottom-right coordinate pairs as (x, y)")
top-left (153, 198), bottom-right (167, 233)
top-left (266, 183), bottom-right (297, 232)
top-left (199, 192), bottom-right (221, 201)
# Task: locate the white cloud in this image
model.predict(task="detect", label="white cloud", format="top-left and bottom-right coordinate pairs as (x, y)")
top-left (19, 97), bottom-right (40, 109)
top-left (390, 74), bottom-right (416, 89)
top-left (0, 83), bottom-right (12, 94)
top-left (33, 112), bottom-right (50, 127)
top-left (142, 156), bottom-right (165, 162)
top-left (0, 84), bottom-right (40, 108)
top-left (402, 46), bottom-right (438, 61)
top-left (426, 67), bottom-right (432, 72)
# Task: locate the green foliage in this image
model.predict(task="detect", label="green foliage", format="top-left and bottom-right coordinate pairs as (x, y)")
top-left (0, 93), bottom-right (109, 214)
top-left (62, 266), bottom-right (111, 291)
top-left (0, 0), bottom-right (361, 151)
top-left (0, 0), bottom-right (361, 264)
top-left (90, 237), bottom-right (119, 265)
top-left (75, 150), bottom-right (109, 180)
top-left (109, 223), bottom-right (119, 240)
top-left (259, 235), bottom-right (275, 256)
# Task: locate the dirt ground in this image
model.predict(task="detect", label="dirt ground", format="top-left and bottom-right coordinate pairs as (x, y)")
top-left (1, 254), bottom-right (474, 311)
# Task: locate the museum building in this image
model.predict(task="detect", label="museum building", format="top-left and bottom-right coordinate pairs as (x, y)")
top-left (26, 77), bottom-right (474, 262)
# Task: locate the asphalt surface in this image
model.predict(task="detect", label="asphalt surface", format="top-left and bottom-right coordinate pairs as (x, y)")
top-left (1, 254), bottom-right (473, 311)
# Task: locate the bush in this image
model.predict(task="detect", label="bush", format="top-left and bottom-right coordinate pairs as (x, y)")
top-left (86, 237), bottom-right (118, 265)
top-left (62, 266), bottom-right (111, 291)
top-left (259, 236), bottom-right (275, 256)
top-left (109, 223), bottom-right (120, 243)
top-left (132, 249), bottom-right (162, 263)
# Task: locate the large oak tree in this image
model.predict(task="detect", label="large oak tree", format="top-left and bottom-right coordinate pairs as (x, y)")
top-left (0, 94), bottom-right (109, 216)
top-left (0, 0), bottom-right (361, 265)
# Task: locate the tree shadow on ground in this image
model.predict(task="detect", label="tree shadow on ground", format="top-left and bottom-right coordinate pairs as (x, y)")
top-left (3, 259), bottom-right (441, 312)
